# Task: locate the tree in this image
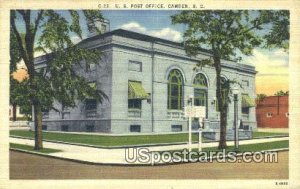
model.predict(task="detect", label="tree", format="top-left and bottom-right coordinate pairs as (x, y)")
top-left (274, 90), bottom-right (289, 96)
top-left (10, 76), bottom-right (33, 120)
top-left (10, 10), bottom-right (107, 150)
top-left (256, 93), bottom-right (267, 104)
top-left (172, 10), bottom-right (289, 149)
top-left (10, 77), bottom-right (24, 121)
top-left (265, 11), bottom-right (289, 51)
top-left (10, 26), bottom-right (23, 121)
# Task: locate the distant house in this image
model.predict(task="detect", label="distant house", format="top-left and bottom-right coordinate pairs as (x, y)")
top-left (256, 96), bottom-right (289, 128)
top-left (9, 105), bottom-right (27, 121)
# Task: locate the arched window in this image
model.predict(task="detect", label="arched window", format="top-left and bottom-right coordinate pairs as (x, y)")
top-left (194, 73), bottom-right (208, 88)
top-left (193, 74), bottom-right (208, 107)
top-left (168, 69), bottom-right (184, 110)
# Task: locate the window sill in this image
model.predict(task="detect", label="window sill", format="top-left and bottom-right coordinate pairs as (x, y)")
top-left (128, 109), bottom-right (142, 118)
top-left (167, 110), bottom-right (184, 119)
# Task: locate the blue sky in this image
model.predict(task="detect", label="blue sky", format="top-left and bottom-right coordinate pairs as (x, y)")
top-left (102, 10), bottom-right (183, 31)
top-left (77, 10), bottom-right (186, 42)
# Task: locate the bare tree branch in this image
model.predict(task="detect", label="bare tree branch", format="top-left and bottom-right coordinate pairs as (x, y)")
top-left (33, 10), bottom-right (44, 37)
top-left (10, 11), bottom-right (29, 69)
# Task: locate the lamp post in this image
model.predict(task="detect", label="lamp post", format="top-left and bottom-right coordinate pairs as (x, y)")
top-left (198, 117), bottom-right (203, 152)
top-left (31, 105), bottom-right (35, 131)
top-left (232, 86), bottom-right (239, 150)
top-left (187, 95), bottom-right (194, 152)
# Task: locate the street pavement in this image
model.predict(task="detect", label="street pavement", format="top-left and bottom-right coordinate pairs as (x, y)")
top-left (10, 150), bottom-right (289, 179)
top-left (9, 136), bottom-right (289, 165)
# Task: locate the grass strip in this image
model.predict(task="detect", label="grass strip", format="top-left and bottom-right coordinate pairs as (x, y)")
top-left (10, 143), bottom-right (62, 154)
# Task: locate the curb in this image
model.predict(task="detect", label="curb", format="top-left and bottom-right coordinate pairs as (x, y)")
top-left (10, 135), bottom-right (289, 149)
top-left (253, 135), bottom-right (289, 139)
top-left (10, 147), bottom-right (289, 167)
top-left (9, 148), bottom-right (153, 167)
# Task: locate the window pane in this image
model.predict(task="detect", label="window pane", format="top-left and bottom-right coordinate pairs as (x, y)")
top-left (171, 98), bottom-right (178, 109)
top-left (178, 97), bottom-right (182, 109)
top-left (61, 125), bottom-right (69, 132)
top-left (195, 99), bottom-right (201, 106)
top-left (171, 76), bottom-right (178, 83)
top-left (194, 74), bottom-right (207, 87)
top-left (86, 99), bottom-right (97, 110)
top-left (42, 125), bottom-right (47, 131)
top-left (130, 125), bottom-right (141, 132)
top-left (86, 125), bottom-right (95, 132)
top-left (242, 107), bottom-right (249, 114)
top-left (171, 85), bottom-right (178, 96)
top-left (194, 89), bottom-right (206, 106)
top-left (128, 99), bottom-right (141, 109)
top-left (168, 70), bottom-right (183, 110)
top-left (171, 125), bottom-right (182, 132)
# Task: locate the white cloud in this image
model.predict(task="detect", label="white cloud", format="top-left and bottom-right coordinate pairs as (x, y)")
top-left (242, 49), bottom-right (289, 77)
top-left (149, 28), bottom-right (182, 42)
top-left (120, 22), bottom-right (182, 42)
top-left (244, 49), bottom-right (288, 67)
top-left (121, 22), bottom-right (147, 33)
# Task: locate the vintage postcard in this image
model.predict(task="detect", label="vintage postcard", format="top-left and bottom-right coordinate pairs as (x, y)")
top-left (0, 0), bottom-right (300, 189)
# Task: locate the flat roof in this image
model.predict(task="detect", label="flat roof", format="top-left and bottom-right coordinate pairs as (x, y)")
top-left (79, 29), bottom-right (212, 54)
top-left (35, 29), bottom-right (256, 73)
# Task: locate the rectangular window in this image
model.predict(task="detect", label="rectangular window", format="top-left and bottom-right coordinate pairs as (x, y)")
top-left (130, 125), bottom-right (141, 132)
top-left (171, 125), bottom-right (182, 132)
top-left (86, 125), bottom-right (95, 132)
top-left (86, 99), bottom-right (97, 110)
top-left (128, 99), bottom-right (142, 109)
top-left (242, 125), bottom-right (250, 130)
top-left (128, 61), bottom-right (142, 72)
top-left (266, 112), bottom-right (273, 118)
top-left (42, 110), bottom-right (49, 119)
top-left (61, 125), bottom-right (69, 132)
top-left (42, 125), bottom-right (47, 131)
top-left (194, 89), bottom-right (206, 106)
top-left (242, 107), bottom-right (250, 115)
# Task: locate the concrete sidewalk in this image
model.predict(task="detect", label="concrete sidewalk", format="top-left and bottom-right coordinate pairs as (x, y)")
top-left (257, 128), bottom-right (289, 133)
top-left (10, 136), bottom-right (289, 165)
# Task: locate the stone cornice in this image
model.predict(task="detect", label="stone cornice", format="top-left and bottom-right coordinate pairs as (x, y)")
top-left (34, 29), bottom-right (257, 75)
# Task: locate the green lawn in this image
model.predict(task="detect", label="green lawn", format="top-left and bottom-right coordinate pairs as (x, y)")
top-left (10, 130), bottom-right (288, 147)
top-left (164, 140), bottom-right (289, 159)
top-left (10, 130), bottom-right (203, 147)
top-left (252, 131), bottom-right (288, 138)
top-left (200, 140), bottom-right (288, 153)
top-left (10, 143), bottom-right (62, 154)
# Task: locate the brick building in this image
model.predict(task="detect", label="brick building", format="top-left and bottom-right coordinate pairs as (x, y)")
top-left (256, 96), bottom-right (289, 128)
